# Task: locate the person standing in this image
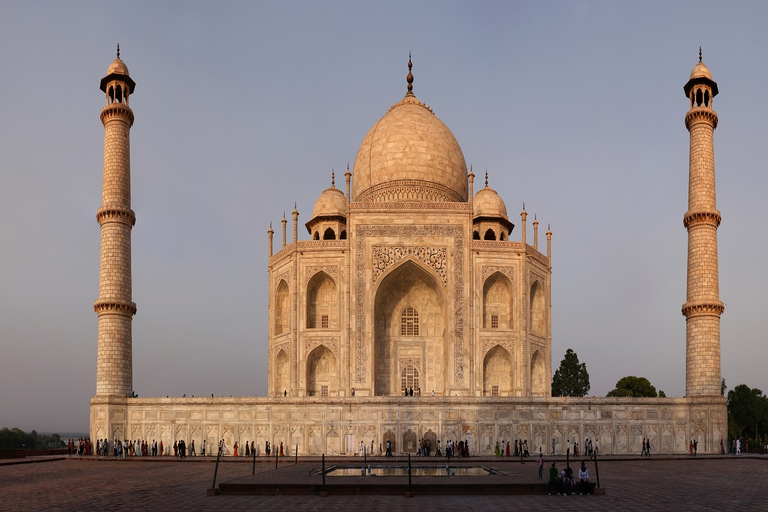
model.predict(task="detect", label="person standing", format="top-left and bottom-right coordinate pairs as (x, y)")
top-left (552, 438), bottom-right (556, 455)
top-left (201, 439), bottom-right (205, 457)
top-left (578, 461), bottom-right (591, 495)
top-left (537, 453), bottom-right (544, 479)
top-left (233, 442), bottom-right (238, 457)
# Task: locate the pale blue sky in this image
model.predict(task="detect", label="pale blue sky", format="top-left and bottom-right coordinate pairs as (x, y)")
top-left (1, 1), bottom-right (766, 432)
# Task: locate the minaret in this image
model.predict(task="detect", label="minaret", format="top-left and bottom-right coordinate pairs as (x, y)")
top-left (94, 45), bottom-right (137, 397)
top-left (682, 49), bottom-right (724, 397)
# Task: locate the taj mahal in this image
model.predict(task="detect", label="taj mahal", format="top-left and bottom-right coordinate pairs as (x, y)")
top-left (90, 48), bottom-right (727, 455)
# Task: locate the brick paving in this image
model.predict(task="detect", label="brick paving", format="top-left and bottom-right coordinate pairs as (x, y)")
top-left (1, 455), bottom-right (766, 511)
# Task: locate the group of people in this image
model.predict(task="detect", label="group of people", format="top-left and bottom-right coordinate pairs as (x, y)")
top-left (228, 440), bottom-right (284, 457)
top-left (495, 439), bottom-right (529, 458)
top-left (547, 459), bottom-right (592, 496)
top-left (641, 438), bottom-right (651, 457)
top-left (549, 438), bottom-right (598, 458)
top-left (67, 438), bottom-right (209, 458)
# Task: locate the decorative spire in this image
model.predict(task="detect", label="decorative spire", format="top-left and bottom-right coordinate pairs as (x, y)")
top-left (485, 170), bottom-right (488, 187)
top-left (406, 52), bottom-right (414, 95)
top-left (699, 46), bottom-right (702, 62)
top-left (522, 202), bottom-right (526, 211)
top-left (331, 170), bottom-right (335, 187)
top-left (117, 43), bottom-right (120, 59)
top-left (469, 164), bottom-right (474, 176)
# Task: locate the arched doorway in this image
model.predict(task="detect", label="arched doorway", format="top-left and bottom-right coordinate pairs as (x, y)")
top-left (373, 260), bottom-right (446, 395)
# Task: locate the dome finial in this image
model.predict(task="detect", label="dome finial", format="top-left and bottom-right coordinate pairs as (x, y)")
top-left (331, 169), bottom-right (335, 186)
top-left (485, 170), bottom-right (488, 187)
top-left (117, 43), bottom-right (120, 59)
top-left (406, 52), bottom-right (414, 94)
top-left (699, 46), bottom-right (702, 62)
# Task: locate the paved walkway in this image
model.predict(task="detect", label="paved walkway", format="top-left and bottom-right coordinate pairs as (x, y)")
top-left (1, 455), bottom-right (765, 511)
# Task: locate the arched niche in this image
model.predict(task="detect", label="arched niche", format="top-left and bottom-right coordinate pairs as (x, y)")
top-left (274, 348), bottom-right (290, 396)
top-left (306, 345), bottom-right (337, 396)
top-left (531, 349), bottom-right (546, 397)
top-left (373, 260), bottom-right (446, 396)
top-left (483, 345), bottom-right (513, 396)
top-left (323, 227), bottom-right (336, 240)
top-left (275, 280), bottom-right (290, 335)
top-left (482, 272), bottom-right (513, 330)
top-left (530, 280), bottom-right (545, 336)
top-left (484, 228), bottom-right (496, 240)
top-left (306, 272), bottom-right (337, 329)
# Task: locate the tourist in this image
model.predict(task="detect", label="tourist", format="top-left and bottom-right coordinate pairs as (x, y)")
top-left (245, 441), bottom-right (250, 456)
top-left (233, 441), bottom-right (238, 457)
top-left (174, 441), bottom-right (178, 457)
top-left (190, 439), bottom-right (196, 456)
top-left (386, 439), bottom-right (392, 457)
top-left (693, 439), bottom-right (698, 455)
top-left (578, 461), bottom-right (591, 494)
top-left (505, 441), bottom-right (510, 457)
top-left (537, 452), bottom-right (544, 479)
top-left (435, 440), bottom-right (442, 457)
top-left (552, 438), bottom-right (556, 455)
top-left (494, 441), bottom-right (501, 457)
top-left (265, 441), bottom-right (270, 457)
top-left (279, 441), bottom-right (284, 457)
top-left (251, 441), bottom-right (255, 456)
top-left (548, 462), bottom-right (561, 495)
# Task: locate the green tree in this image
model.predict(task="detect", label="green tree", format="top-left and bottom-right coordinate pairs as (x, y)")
top-left (551, 348), bottom-right (590, 397)
top-left (606, 376), bottom-right (657, 397)
top-left (727, 384), bottom-right (768, 439)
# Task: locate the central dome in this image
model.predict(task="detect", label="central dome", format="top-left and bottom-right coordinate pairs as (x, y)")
top-left (352, 64), bottom-right (468, 203)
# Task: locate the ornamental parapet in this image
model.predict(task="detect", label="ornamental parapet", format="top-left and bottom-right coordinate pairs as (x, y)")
top-left (683, 210), bottom-right (721, 228)
top-left (682, 300), bottom-right (724, 318)
top-left (100, 103), bottom-right (135, 126)
top-left (94, 299), bottom-right (137, 316)
top-left (685, 108), bottom-right (718, 130)
top-left (96, 206), bottom-right (136, 226)
top-left (355, 179), bottom-right (466, 204)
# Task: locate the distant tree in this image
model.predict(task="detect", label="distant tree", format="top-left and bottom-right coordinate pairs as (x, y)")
top-left (727, 384), bottom-right (768, 439)
top-left (658, 390), bottom-right (666, 398)
top-left (0, 427), bottom-right (66, 450)
top-left (606, 376), bottom-right (657, 397)
top-left (551, 349), bottom-right (590, 397)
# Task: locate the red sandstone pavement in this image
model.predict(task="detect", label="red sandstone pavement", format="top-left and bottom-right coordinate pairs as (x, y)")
top-left (1, 455), bottom-right (766, 511)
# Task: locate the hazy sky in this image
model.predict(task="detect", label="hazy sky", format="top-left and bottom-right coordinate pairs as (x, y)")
top-left (1, 1), bottom-right (766, 433)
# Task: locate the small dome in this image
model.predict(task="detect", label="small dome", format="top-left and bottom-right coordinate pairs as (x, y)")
top-left (106, 57), bottom-right (130, 77)
top-left (474, 186), bottom-right (508, 220)
top-left (689, 61), bottom-right (711, 80)
top-left (311, 186), bottom-right (347, 220)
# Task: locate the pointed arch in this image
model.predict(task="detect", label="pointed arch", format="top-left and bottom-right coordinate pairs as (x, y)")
top-left (339, 230), bottom-right (347, 240)
top-left (275, 280), bottom-right (290, 335)
top-left (483, 345), bottom-right (513, 396)
top-left (531, 349), bottom-right (546, 397)
top-left (306, 345), bottom-right (337, 397)
top-left (483, 272), bottom-right (513, 330)
top-left (530, 280), bottom-right (545, 336)
top-left (323, 227), bottom-right (336, 240)
top-left (274, 348), bottom-right (290, 397)
top-left (484, 228), bottom-right (496, 240)
top-left (373, 259), bottom-right (446, 396)
top-left (472, 230), bottom-right (480, 240)
top-left (306, 272), bottom-right (337, 329)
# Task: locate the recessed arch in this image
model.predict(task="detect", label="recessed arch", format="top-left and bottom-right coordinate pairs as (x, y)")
top-left (373, 259), bottom-right (446, 396)
top-left (339, 230), bottom-right (347, 240)
top-left (313, 231), bottom-right (319, 240)
top-left (306, 271), bottom-right (337, 329)
top-left (274, 348), bottom-right (290, 396)
top-left (472, 230), bottom-right (480, 240)
top-left (483, 345), bottom-right (513, 396)
top-left (696, 88), bottom-right (703, 106)
top-left (484, 228), bottom-right (496, 240)
top-left (275, 280), bottom-right (290, 335)
top-left (483, 272), bottom-right (513, 330)
top-left (306, 345), bottom-right (337, 397)
top-left (323, 227), bottom-right (336, 240)
top-left (531, 349), bottom-right (546, 397)
top-left (530, 280), bottom-right (545, 336)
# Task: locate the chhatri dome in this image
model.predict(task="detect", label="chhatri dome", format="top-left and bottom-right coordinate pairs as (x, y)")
top-left (352, 56), bottom-right (468, 203)
top-left (473, 172), bottom-right (509, 220)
